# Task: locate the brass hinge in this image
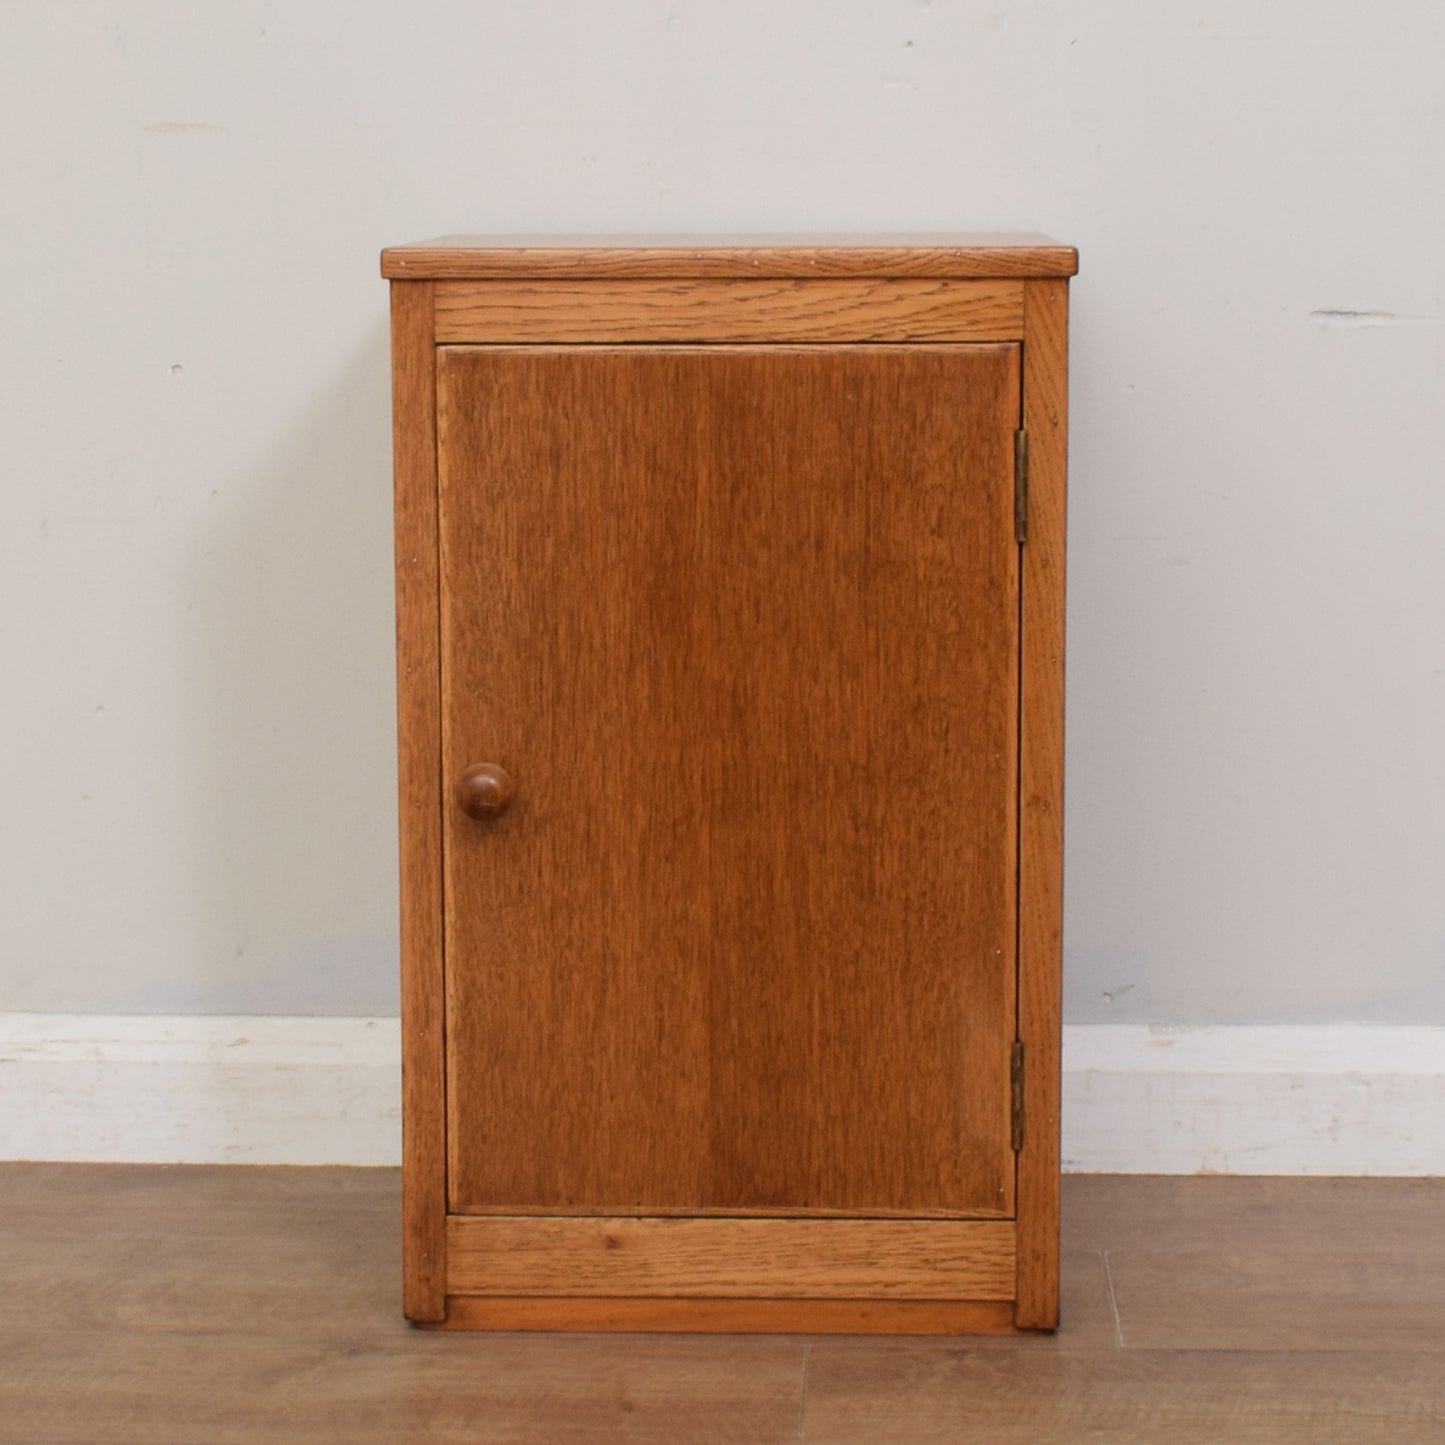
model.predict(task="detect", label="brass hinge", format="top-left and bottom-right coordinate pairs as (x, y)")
top-left (1010, 1041), bottom-right (1026, 1152)
top-left (1014, 428), bottom-right (1030, 544)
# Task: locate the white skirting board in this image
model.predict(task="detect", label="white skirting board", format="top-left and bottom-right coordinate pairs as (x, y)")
top-left (1063, 1024), bottom-right (1445, 1176)
top-left (0, 1016), bottom-right (1441, 1174)
top-left (0, 1015), bottom-right (402, 1166)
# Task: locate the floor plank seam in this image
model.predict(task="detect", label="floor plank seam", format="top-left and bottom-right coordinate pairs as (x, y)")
top-left (796, 1341), bottom-right (812, 1442)
top-left (1101, 1248), bottom-right (1125, 1348)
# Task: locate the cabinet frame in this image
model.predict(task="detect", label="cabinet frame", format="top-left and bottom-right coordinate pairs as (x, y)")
top-left (385, 237), bottom-right (1074, 1333)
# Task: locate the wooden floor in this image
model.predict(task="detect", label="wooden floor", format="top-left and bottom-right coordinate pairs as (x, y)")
top-left (1, 1169), bottom-right (1442, 1442)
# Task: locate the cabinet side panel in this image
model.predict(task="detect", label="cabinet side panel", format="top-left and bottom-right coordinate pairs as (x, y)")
top-left (391, 281), bottom-right (447, 1322)
top-left (1016, 279), bottom-right (1068, 1329)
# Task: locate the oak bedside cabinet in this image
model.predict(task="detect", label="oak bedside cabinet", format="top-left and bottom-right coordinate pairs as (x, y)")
top-left (382, 234), bottom-right (1076, 1333)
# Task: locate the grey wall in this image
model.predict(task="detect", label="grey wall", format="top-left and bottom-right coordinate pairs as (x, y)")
top-left (2, 2), bottom-right (1441, 1021)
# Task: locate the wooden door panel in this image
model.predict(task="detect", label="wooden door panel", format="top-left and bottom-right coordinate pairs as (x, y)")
top-left (438, 345), bottom-right (1020, 1217)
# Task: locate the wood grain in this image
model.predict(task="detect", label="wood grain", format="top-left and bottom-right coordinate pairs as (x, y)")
top-left (437, 344), bottom-right (1021, 1219)
top-left (1014, 278), bottom-right (1069, 1329)
top-left (433, 278), bottom-right (1024, 342)
top-left (0, 1165), bottom-right (398, 1336)
top-left (383, 233), bottom-right (1079, 280)
top-left (1068, 1177), bottom-right (1445, 1353)
top-left (1106, 1246), bottom-right (1445, 1354)
top-left (1065, 1174), bottom-right (1445, 1260)
top-left (4, 1168), bottom-right (1443, 1440)
top-left (800, 1348), bottom-right (1445, 1444)
top-left (0, 1279), bottom-right (805, 1445)
top-left (434, 1297), bottom-right (1020, 1335)
top-left (450, 1202), bottom-right (1009, 1218)
top-left (389, 282), bottom-right (447, 1323)
top-left (444, 1216), bottom-right (1016, 1299)
top-left (392, 245), bottom-right (1073, 1331)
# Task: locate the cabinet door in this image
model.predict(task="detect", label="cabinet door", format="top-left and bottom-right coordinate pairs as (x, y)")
top-left (438, 344), bottom-right (1021, 1219)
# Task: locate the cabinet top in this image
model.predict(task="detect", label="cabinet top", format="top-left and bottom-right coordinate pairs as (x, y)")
top-left (380, 233), bottom-right (1078, 281)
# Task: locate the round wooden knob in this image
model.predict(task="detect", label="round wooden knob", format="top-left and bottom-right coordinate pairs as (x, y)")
top-left (454, 763), bottom-right (515, 821)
